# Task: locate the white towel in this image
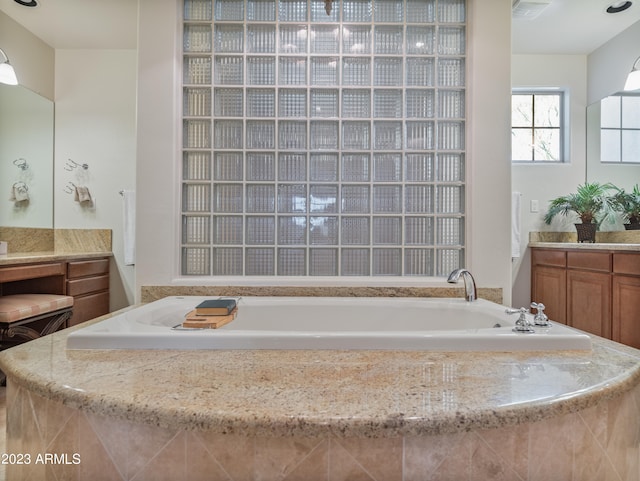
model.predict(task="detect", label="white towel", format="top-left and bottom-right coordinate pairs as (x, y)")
top-left (74, 186), bottom-right (93, 205)
top-left (10, 183), bottom-right (29, 202)
top-left (123, 190), bottom-right (136, 265)
top-left (512, 192), bottom-right (521, 259)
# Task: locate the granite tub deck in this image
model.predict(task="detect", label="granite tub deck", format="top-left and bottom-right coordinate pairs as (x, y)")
top-left (2, 311), bottom-right (640, 480)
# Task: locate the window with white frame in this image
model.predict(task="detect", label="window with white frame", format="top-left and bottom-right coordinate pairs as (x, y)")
top-left (600, 93), bottom-right (640, 164)
top-left (511, 90), bottom-right (565, 162)
top-left (181, 0), bottom-right (467, 277)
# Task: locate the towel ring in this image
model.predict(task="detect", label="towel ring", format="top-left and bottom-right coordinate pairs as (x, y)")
top-left (13, 158), bottom-right (29, 170)
top-left (65, 158), bottom-right (89, 171)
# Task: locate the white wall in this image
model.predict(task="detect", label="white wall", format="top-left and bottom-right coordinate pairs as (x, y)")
top-left (54, 49), bottom-right (137, 309)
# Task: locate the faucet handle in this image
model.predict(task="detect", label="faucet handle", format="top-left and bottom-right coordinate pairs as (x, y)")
top-left (530, 302), bottom-right (551, 327)
top-left (505, 307), bottom-right (535, 333)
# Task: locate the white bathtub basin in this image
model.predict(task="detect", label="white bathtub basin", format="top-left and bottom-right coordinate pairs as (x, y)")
top-left (66, 296), bottom-right (592, 351)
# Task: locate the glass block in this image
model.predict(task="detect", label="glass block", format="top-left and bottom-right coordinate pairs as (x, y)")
top-left (246, 88), bottom-right (275, 117)
top-left (341, 216), bottom-right (370, 245)
top-left (309, 217), bottom-right (338, 245)
top-left (278, 153), bottom-right (307, 181)
top-left (212, 247), bottom-right (243, 275)
top-left (278, 217), bottom-right (307, 244)
top-left (214, 24), bottom-right (243, 53)
top-left (247, 0), bottom-right (276, 21)
top-left (436, 185), bottom-right (464, 214)
top-left (246, 184), bottom-right (275, 212)
top-left (406, 26), bottom-right (435, 55)
top-left (373, 89), bottom-right (402, 118)
top-left (406, 121), bottom-right (434, 150)
top-left (438, 58), bottom-right (465, 87)
top-left (183, 119), bottom-right (211, 148)
top-left (310, 89), bottom-right (338, 117)
top-left (279, 0), bottom-right (307, 21)
top-left (374, 0), bottom-right (403, 22)
top-left (373, 185), bottom-right (402, 213)
top-left (214, 216), bottom-right (243, 244)
top-left (183, 151), bottom-right (211, 180)
top-left (184, 25), bottom-right (212, 53)
top-left (373, 217), bottom-right (401, 244)
top-left (406, 0), bottom-right (435, 23)
top-left (343, 0), bottom-right (372, 22)
top-left (214, 152), bottom-right (243, 180)
top-left (374, 26), bottom-right (403, 54)
top-left (246, 120), bottom-right (275, 149)
top-left (214, 184), bottom-right (243, 212)
top-left (310, 154), bottom-right (338, 182)
top-left (278, 248), bottom-right (307, 275)
top-left (374, 58), bottom-right (402, 86)
top-left (439, 89), bottom-right (465, 118)
top-left (214, 120), bottom-right (242, 149)
top-left (183, 183), bottom-right (211, 212)
top-left (374, 121), bottom-right (402, 150)
top-left (438, 26), bottom-right (465, 55)
top-left (436, 249), bottom-right (463, 277)
top-left (247, 152), bottom-right (275, 181)
top-left (279, 89), bottom-right (307, 117)
top-left (311, 57), bottom-right (338, 85)
top-left (437, 121), bottom-right (465, 150)
top-left (342, 26), bottom-right (371, 54)
top-left (184, 56), bottom-right (211, 85)
top-left (405, 185), bottom-right (433, 213)
top-left (437, 217), bottom-right (464, 245)
top-left (280, 25), bottom-right (308, 53)
top-left (374, 153), bottom-right (401, 181)
top-left (214, 0), bottom-right (243, 19)
top-left (247, 25), bottom-right (276, 53)
top-left (247, 56), bottom-right (276, 85)
top-left (405, 216), bottom-right (434, 244)
top-left (404, 249), bottom-right (434, 276)
top-left (184, 87), bottom-right (211, 117)
top-left (309, 248), bottom-right (338, 275)
top-left (405, 153), bottom-right (434, 182)
top-left (278, 121), bottom-right (307, 149)
top-left (342, 121), bottom-right (370, 150)
top-left (342, 154), bottom-right (370, 181)
top-left (406, 57), bottom-right (435, 87)
top-left (342, 89), bottom-right (371, 118)
top-left (342, 57), bottom-right (371, 85)
top-left (246, 248), bottom-right (275, 275)
top-left (278, 184), bottom-right (307, 212)
top-left (310, 121), bottom-right (339, 150)
top-left (341, 185), bottom-right (370, 213)
top-left (246, 216), bottom-right (275, 244)
top-left (214, 56), bottom-right (243, 84)
top-left (214, 88), bottom-right (243, 117)
top-left (310, 185), bottom-right (338, 213)
top-left (279, 57), bottom-right (307, 84)
top-left (406, 89), bottom-right (435, 118)
top-left (183, 215), bottom-right (211, 244)
top-left (311, 0), bottom-right (338, 21)
top-left (373, 249), bottom-right (401, 276)
top-left (182, 247), bottom-right (211, 275)
top-left (341, 249), bottom-right (370, 276)
top-left (311, 26), bottom-right (339, 53)
top-left (436, 153), bottom-right (464, 182)
top-left (184, 0), bottom-right (212, 21)
top-left (438, 0), bottom-right (465, 23)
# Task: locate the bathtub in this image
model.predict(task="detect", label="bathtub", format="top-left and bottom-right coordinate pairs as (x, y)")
top-left (66, 296), bottom-right (592, 351)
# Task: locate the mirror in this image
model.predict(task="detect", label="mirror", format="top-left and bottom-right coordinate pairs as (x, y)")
top-left (0, 84), bottom-right (54, 228)
top-left (586, 93), bottom-right (640, 191)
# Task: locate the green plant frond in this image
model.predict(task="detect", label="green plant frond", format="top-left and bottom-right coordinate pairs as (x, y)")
top-left (544, 182), bottom-right (616, 225)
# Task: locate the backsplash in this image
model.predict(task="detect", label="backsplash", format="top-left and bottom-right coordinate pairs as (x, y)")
top-left (0, 227), bottom-right (111, 253)
top-left (530, 230), bottom-right (640, 244)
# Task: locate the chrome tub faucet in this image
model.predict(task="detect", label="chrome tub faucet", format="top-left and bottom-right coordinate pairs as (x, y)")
top-left (447, 268), bottom-right (477, 302)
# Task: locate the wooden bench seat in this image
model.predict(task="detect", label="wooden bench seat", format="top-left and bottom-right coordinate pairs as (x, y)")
top-left (0, 294), bottom-right (74, 342)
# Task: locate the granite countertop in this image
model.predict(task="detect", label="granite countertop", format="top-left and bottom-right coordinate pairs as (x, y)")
top-left (1, 309), bottom-right (640, 438)
top-left (0, 251), bottom-right (113, 266)
top-left (529, 242), bottom-right (640, 251)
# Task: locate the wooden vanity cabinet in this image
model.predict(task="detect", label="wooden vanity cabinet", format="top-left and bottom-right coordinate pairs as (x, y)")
top-left (66, 259), bottom-right (110, 326)
top-left (531, 249), bottom-right (567, 324)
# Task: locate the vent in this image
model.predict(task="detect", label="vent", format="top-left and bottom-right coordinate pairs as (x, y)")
top-left (512, 0), bottom-right (552, 19)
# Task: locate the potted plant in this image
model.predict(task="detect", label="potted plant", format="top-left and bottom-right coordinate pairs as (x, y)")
top-left (611, 184), bottom-right (640, 230)
top-left (543, 182), bottom-right (616, 243)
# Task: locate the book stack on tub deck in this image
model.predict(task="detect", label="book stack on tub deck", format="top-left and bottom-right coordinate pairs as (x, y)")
top-left (183, 299), bottom-right (238, 329)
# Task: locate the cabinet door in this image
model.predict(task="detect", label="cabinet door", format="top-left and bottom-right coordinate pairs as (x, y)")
top-left (613, 275), bottom-right (640, 349)
top-left (532, 265), bottom-right (566, 324)
top-left (567, 270), bottom-right (611, 338)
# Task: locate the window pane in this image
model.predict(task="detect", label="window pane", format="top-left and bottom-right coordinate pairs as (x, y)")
top-left (622, 130), bottom-right (640, 163)
top-left (622, 96), bottom-right (640, 129)
top-left (533, 128), bottom-right (560, 161)
top-left (600, 130), bottom-right (621, 163)
top-left (512, 94), bottom-right (532, 127)
top-left (533, 95), bottom-right (560, 127)
top-left (601, 95), bottom-right (620, 128)
top-left (511, 129), bottom-right (533, 161)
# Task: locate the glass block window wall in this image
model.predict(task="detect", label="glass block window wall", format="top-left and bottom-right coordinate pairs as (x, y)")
top-left (181, 0), bottom-right (466, 276)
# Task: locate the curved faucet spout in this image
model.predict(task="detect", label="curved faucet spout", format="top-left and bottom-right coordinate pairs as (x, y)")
top-left (447, 268), bottom-right (477, 302)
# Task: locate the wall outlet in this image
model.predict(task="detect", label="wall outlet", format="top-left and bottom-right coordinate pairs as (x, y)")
top-left (530, 200), bottom-right (539, 213)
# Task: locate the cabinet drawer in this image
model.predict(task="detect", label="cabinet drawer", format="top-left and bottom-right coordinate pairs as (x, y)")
top-left (69, 291), bottom-right (110, 327)
top-left (0, 262), bottom-right (65, 283)
top-left (531, 249), bottom-right (566, 267)
top-left (613, 253), bottom-right (640, 276)
top-left (66, 275), bottom-right (109, 297)
top-left (567, 251), bottom-right (611, 272)
top-left (67, 259), bottom-right (109, 279)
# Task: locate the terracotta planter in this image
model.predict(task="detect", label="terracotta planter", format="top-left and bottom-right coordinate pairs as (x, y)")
top-left (575, 223), bottom-right (597, 243)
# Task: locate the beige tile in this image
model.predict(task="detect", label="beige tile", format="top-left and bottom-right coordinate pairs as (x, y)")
top-left (282, 439), bottom-right (328, 481)
top-left (470, 433), bottom-right (524, 481)
top-left (528, 413), bottom-right (576, 481)
top-left (254, 436), bottom-right (326, 481)
top-left (476, 424), bottom-right (529, 480)
top-left (328, 438), bottom-right (375, 481)
top-left (194, 431), bottom-right (256, 481)
top-left (404, 432), bottom-right (472, 481)
top-left (186, 432), bottom-right (233, 481)
top-left (130, 431), bottom-right (186, 481)
top-left (77, 413), bottom-right (125, 481)
top-left (330, 436), bottom-right (402, 481)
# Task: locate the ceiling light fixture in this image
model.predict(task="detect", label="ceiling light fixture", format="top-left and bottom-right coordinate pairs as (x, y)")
top-left (13, 0), bottom-right (38, 6)
top-left (606, 1), bottom-right (633, 13)
top-left (0, 48), bottom-right (18, 86)
top-left (624, 56), bottom-right (640, 91)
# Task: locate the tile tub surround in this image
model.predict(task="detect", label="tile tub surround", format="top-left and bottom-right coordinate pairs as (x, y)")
top-left (2, 310), bottom-right (640, 480)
